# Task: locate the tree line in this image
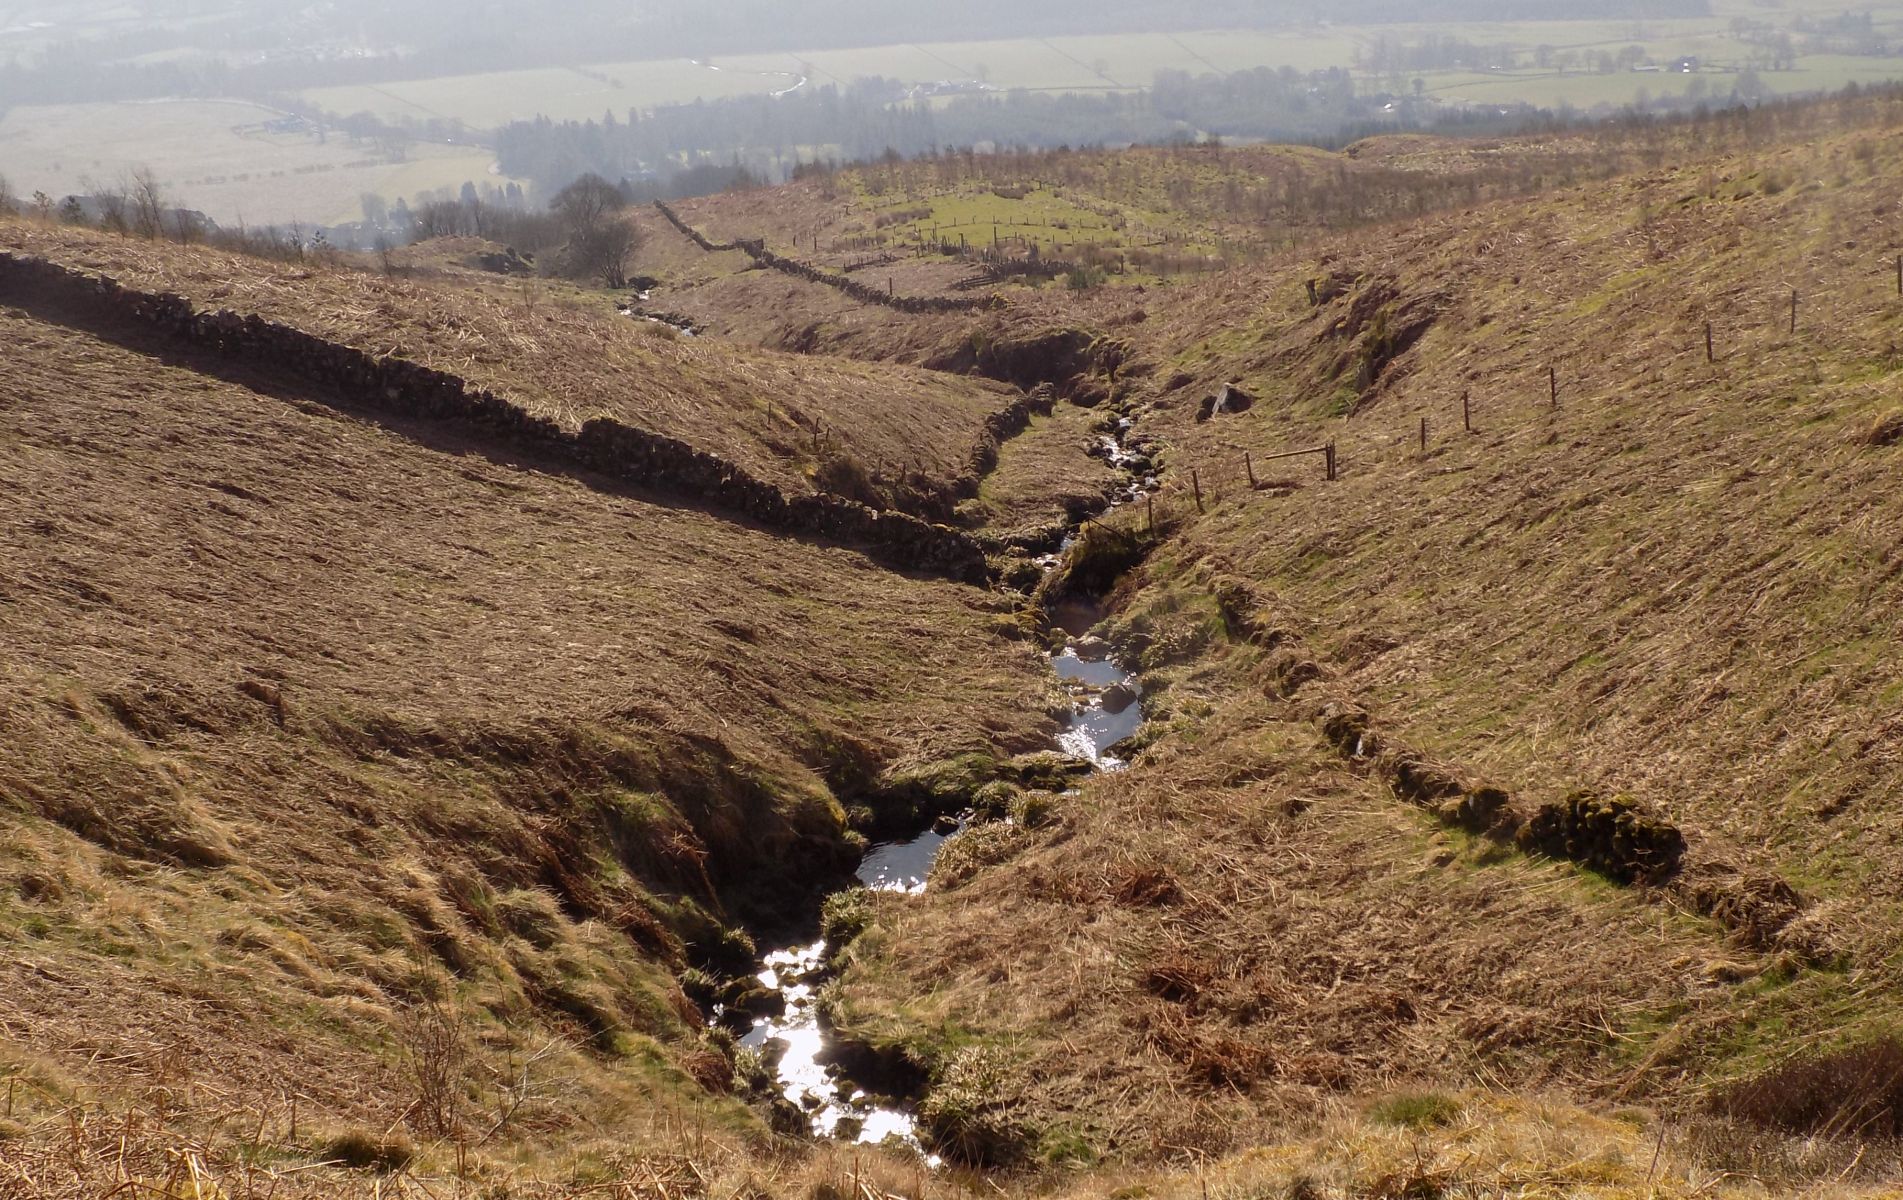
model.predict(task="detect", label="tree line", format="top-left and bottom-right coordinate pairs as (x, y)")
top-left (491, 68), bottom-right (1402, 196)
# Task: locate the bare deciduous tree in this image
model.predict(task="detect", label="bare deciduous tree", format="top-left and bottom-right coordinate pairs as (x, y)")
top-left (131, 168), bottom-right (165, 238)
top-left (564, 219), bottom-right (640, 288)
top-left (551, 173), bottom-right (624, 233)
top-left (399, 997), bottom-right (468, 1139)
top-left (550, 173), bottom-right (639, 288)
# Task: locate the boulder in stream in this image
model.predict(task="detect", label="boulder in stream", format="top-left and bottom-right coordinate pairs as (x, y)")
top-left (733, 986), bottom-right (787, 1019)
top-left (1073, 635), bottom-right (1112, 661)
top-left (1101, 681), bottom-right (1139, 715)
top-left (1005, 751), bottom-right (1095, 791)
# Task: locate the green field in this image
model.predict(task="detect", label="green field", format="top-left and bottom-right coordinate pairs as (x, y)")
top-left (0, 99), bottom-right (521, 226)
top-left (1426, 54), bottom-right (1903, 111)
top-left (295, 15), bottom-right (1903, 134)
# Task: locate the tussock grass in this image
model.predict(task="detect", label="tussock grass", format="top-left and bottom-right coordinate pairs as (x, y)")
top-left (0, 218), bottom-right (1021, 512)
top-left (964, 400), bottom-right (1125, 547)
top-left (0, 300), bottom-right (1051, 1170)
top-left (20, 83), bottom-right (1903, 1200)
top-left (815, 93), bottom-right (1903, 1176)
top-left (6, 1084), bottom-right (1893, 1198)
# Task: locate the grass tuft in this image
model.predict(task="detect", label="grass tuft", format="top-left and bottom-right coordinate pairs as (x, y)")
top-left (1368, 1091), bottom-right (1462, 1130)
top-left (319, 1129), bottom-right (416, 1173)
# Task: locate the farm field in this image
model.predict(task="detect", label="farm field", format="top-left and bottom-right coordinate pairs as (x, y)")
top-left (0, 98), bottom-right (519, 225)
top-left (1426, 53), bottom-right (1903, 110)
top-left (295, 18), bottom-right (1903, 134)
top-left (300, 31), bottom-right (1376, 128)
top-left (0, 0), bottom-right (232, 60)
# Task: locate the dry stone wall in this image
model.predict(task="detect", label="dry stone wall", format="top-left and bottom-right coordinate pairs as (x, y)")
top-left (654, 203), bottom-right (998, 316)
top-left (0, 251), bottom-right (990, 583)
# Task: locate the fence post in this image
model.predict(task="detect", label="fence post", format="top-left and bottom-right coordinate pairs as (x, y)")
top-left (1419, 416), bottom-right (1428, 453)
top-left (1462, 390), bottom-right (1472, 433)
top-left (1325, 441), bottom-right (1337, 481)
top-left (1191, 468), bottom-right (1204, 513)
top-left (1245, 452), bottom-right (1256, 488)
top-left (1548, 364), bottom-right (1558, 407)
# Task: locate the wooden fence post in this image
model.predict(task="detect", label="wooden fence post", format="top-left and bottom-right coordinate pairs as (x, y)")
top-left (1462, 389), bottom-right (1472, 433)
top-left (1325, 441), bottom-right (1337, 481)
top-left (1419, 416), bottom-right (1428, 453)
top-left (1245, 452), bottom-right (1256, 488)
top-left (1191, 469), bottom-right (1204, 513)
top-left (1790, 288), bottom-right (1798, 334)
top-left (1705, 321), bottom-right (1714, 364)
top-left (1548, 364), bottom-right (1558, 407)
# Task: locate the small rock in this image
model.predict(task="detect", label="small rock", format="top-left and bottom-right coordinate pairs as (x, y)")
top-left (1101, 682), bottom-right (1139, 714)
top-left (1073, 635), bottom-right (1112, 661)
top-left (733, 987), bottom-right (786, 1019)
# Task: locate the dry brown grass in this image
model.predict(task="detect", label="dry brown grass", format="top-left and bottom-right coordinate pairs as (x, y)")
top-left (6, 1082), bottom-right (1882, 1200)
top-left (20, 91), bottom-right (1903, 1200)
top-left (0, 219), bottom-right (1021, 508)
top-left (831, 692), bottom-right (1763, 1159)
top-left (817, 96), bottom-right (1903, 1177)
top-left (965, 400), bottom-right (1124, 547)
top-left (0, 301), bottom-right (1050, 1170)
top-left (1105, 118), bottom-right (1903, 962)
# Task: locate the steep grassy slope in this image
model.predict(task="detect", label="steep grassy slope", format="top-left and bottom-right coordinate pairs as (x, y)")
top-left (0, 296), bottom-right (1052, 1185)
top-left (1120, 118), bottom-right (1903, 948)
top-left (818, 101), bottom-right (1903, 1191)
top-left (0, 220), bottom-right (1024, 517)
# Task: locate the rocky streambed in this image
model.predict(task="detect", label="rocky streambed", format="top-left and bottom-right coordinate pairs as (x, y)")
top-left (709, 391), bottom-right (1154, 1155)
top-left (717, 643), bottom-right (1141, 1152)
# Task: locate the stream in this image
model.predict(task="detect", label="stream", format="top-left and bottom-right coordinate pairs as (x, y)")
top-left (725, 655), bottom-right (1140, 1150)
top-left (619, 291), bottom-right (702, 337)
top-left (717, 402), bottom-right (1150, 1153)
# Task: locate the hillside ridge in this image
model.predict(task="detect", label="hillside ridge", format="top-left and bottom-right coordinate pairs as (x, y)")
top-left (0, 250), bottom-right (992, 582)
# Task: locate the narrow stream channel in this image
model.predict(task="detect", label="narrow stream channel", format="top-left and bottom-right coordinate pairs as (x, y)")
top-left (726, 658), bottom-right (1140, 1150)
top-left (719, 400), bottom-right (1152, 1152)
top-left (619, 292), bottom-right (702, 337)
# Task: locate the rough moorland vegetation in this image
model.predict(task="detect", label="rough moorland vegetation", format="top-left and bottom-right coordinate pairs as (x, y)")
top-left (821, 89), bottom-right (1903, 1191)
top-left (12, 87), bottom-right (1903, 1200)
top-left (0, 278), bottom-right (1050, 1194)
